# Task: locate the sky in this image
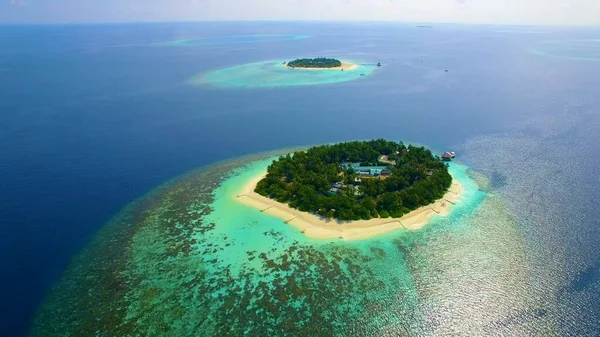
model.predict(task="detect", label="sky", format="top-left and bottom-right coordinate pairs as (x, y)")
top-left (1, 0), bottom-right (599, 25)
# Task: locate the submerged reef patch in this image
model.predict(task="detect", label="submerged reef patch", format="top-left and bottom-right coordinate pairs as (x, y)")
top-left (31, 149), bottom-right (549, 336)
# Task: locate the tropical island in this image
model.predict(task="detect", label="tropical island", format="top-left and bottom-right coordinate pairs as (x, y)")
top-left (255, 140), bottom-right (452, 220)
top-left (237, 140), bottom-right (463, 240)
top-left (285, 57), bottom-right (358, 71)
top-left (287, 57), bottom-right (342, 68)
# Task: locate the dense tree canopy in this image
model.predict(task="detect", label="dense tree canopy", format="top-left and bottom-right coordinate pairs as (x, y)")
top-left (255, 140), bottom-right (452, 221)
top-left (287, 58), bottom-right (342, 68)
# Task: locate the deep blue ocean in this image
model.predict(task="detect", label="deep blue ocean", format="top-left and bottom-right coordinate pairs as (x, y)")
top-left (1, 22), bottom-right (600, 336)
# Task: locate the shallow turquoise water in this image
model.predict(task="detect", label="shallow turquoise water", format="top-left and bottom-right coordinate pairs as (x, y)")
top-left (154, 34), bottom-right (308, 47)
top-left (193, 60), bottom-right (379, 88)
top-left (531, 40), bottom-right (600, 61)
top-left (207, 157), bottom-right (484, 245)
top-left (34, 153), bottom-right (527, 336)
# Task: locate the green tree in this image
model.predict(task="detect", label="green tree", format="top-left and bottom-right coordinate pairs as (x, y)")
top-left (254, 140), bottom-right (451, 222)
top-left (287, 58), bottom-right (342, 68)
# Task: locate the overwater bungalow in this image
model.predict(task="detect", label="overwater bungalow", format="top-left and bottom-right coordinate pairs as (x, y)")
top-left (441, 152), bottom-right (453, 161)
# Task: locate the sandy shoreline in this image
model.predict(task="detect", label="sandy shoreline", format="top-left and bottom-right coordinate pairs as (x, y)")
top-left (285, 62), bottom-right (358, 71)
top-left (235, 171), bottom-right (463, 241)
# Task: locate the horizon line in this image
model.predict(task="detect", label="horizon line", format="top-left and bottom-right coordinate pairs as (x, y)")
top-left (0, 19), bottom-right (599, 28)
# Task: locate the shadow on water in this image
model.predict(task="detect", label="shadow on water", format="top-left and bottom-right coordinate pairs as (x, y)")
top-left (568, 260), bottom-right (600, 292)
top-left (490, 171), bottom-right (508, 189)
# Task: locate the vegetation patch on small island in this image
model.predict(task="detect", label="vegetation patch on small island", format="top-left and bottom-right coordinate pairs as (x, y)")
top-left (255, 140), bottom-right (452, 221)
top-left (287, 57), bottom-right (343, 68)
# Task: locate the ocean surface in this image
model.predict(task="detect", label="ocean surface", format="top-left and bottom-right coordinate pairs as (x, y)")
top-left (1, 22), bottom-right (600, 336)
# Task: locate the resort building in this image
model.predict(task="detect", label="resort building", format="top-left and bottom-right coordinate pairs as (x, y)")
top-left (328, 187), bottom-right (340, 195)
top-left (380, 169), bottom-right (392, 177)
top-left (341, 163), bottom-right (390, 177)
top-left (378, 151), bottom-right (400, 165)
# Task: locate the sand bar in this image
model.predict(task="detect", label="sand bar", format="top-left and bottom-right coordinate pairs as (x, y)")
top-left (285, 62), bottom-right (358, 71)
top-left (235, 171), bottom-right (464, 241)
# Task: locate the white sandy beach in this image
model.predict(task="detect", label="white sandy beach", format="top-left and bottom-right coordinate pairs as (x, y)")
top-left (285, 62), bottom-right (358, 71)
top-left (235, 172), bottom-right (463, 241)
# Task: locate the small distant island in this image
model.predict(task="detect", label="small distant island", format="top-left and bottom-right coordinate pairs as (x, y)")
top-left (287, 57), bottom-right (342, 68)
top-left (285, 57), bottom-right (358, 71)
top-left (254, 140), bottom-right (452, 221)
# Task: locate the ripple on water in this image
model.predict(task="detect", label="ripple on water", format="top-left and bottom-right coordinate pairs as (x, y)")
top-left (31, 149), bottom-right (557, 336)
top-left (191, 60), bottom-right (379, 88)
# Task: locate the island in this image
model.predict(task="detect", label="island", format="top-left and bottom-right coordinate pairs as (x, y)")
top-left (286, 57), bottom-right (358, 71)
top-left (237, 140), bottom-right (463, 240)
